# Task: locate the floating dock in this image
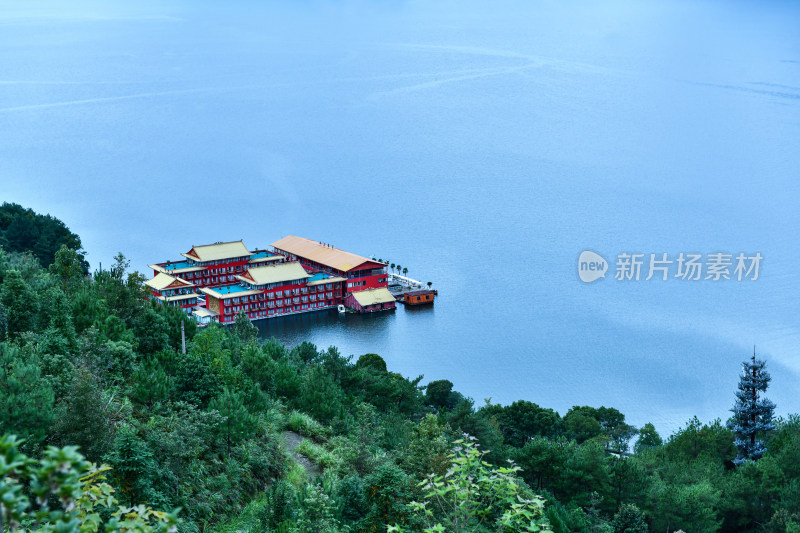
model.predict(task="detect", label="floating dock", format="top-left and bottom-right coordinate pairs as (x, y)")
top-left (398, 289), bottom-right (437, 305)
top-left (387, 274), bottom-right (437, 304)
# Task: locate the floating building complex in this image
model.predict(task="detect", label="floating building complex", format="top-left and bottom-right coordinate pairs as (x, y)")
top-left (146, 237), bottom-right (396, 324)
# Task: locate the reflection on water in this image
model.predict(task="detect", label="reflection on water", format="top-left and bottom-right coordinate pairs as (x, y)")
top-left (402, 304), bottom-right (436, 316)
top-left (255, 308), bottom-right (397, 350)
top-left (254, 304), bottom-right (438, 365)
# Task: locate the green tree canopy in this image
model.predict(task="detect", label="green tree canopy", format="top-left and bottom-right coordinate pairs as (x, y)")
top-left (611, 503), bottom-right (647, 533)
top-left (0, 202), bottom-right (86, 270)
top-left (0, 270), bottom-right (38, 338)
top-left (356, 352), bottom-right (387, 373)
top-left (0, 433), bottom-right (178, 531)
top-left (634, 422), bottom-right (663, 454)
top-left (425, 379), bottom-right (454, 410)
top-left (0, 343), bottom-right (55, 453)
top-left (483, 400), bottom-right (561, 447)
top-left (49, 244), bottom-right (86, 295)
top-left (209, 386), bottom-right (257, 454)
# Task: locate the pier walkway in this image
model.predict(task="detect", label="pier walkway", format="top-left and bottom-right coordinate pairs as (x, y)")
top-left (388, 273), bottom-right (425, 288)
top-left (388, 273), bottom-right (436, 302)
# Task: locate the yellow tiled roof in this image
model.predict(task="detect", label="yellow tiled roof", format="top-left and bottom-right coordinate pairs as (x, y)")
top-left (271, 236), bottom-right (374, 273)
top-left (145, 273), bottom-right (194, 291)
top-left (351, 287), bottom-right (396, 306)
top-left (237, 262), bottom-right (310, 286)
top-left (181, 240), bottom-right (251, 263)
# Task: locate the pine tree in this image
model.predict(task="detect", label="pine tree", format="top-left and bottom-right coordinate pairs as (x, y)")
top-left (232, 309), bottom-right (258, 343)
top-left (106, 424), bottom-right (159, 506)
top-left (0, 342), bottom-right (55, 452)
top-left (49, 244), bottom-right (86, 295)
top-left (209, 386), bottom-right (256, 455)
top-left (728, 349), bottom-right (776, 464)
top-left (0, 270), bottom-right (38, 338)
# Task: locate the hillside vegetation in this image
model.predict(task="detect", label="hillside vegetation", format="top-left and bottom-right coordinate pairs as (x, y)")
top-left (0, 207), bottom-right (798, 533)
top-left (0, 202), bottom-right (87, 271)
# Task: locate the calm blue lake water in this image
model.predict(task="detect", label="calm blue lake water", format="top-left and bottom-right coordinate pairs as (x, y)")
top-left (1, 0), bottom-right (798, 436)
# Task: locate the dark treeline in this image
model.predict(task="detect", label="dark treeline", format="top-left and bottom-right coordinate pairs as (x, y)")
top-left (0, 202), bottom-right (88, 271)
top-left (0, 208), bottom-right (797, 533)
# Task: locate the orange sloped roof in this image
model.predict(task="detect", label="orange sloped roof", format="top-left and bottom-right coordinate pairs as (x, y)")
top-left (271, 236), bottom-right (374, 272)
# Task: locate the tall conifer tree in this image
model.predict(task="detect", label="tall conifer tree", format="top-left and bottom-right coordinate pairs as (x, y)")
top-left (728, 348), bottom-right (775, 464)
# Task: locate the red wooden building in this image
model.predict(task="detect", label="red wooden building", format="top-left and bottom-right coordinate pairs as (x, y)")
top-left (149, 240), bottom-right (283, 290)
top-left (144, 272), bottom-right (198, 311)
top-left (147, 237), bottom-right (397, 322)
top-left (344, 288), bottom-right (397, 313)
top-left (271, 236), bottom-right (390, 295)
top-left (199, 262), bottom-right (345, 323)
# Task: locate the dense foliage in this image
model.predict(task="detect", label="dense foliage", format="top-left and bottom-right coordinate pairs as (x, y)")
top-left (0, 202), bottom-right (87, 271)
top-left (0, 434), bottom-right (178, 531)
top-left (0, 207), bottom-right (797, 532)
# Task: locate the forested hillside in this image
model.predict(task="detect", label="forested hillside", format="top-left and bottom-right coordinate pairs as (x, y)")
top-left (0, 202), bottom-right (87, 271)
top-left (0, 208), bottom-right (798, 532)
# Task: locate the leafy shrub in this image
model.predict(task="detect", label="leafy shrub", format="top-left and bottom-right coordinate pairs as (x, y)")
top-left (338, 474), bottom-right (369, 522)
top-left (390, 436), bottom-right (552, 533)
top-left (363, 462), bottom-right (416, 531)
top-left (0, 433), bottom-right (178, 531)
top-left (258, 480), bottom-right (297, 531)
